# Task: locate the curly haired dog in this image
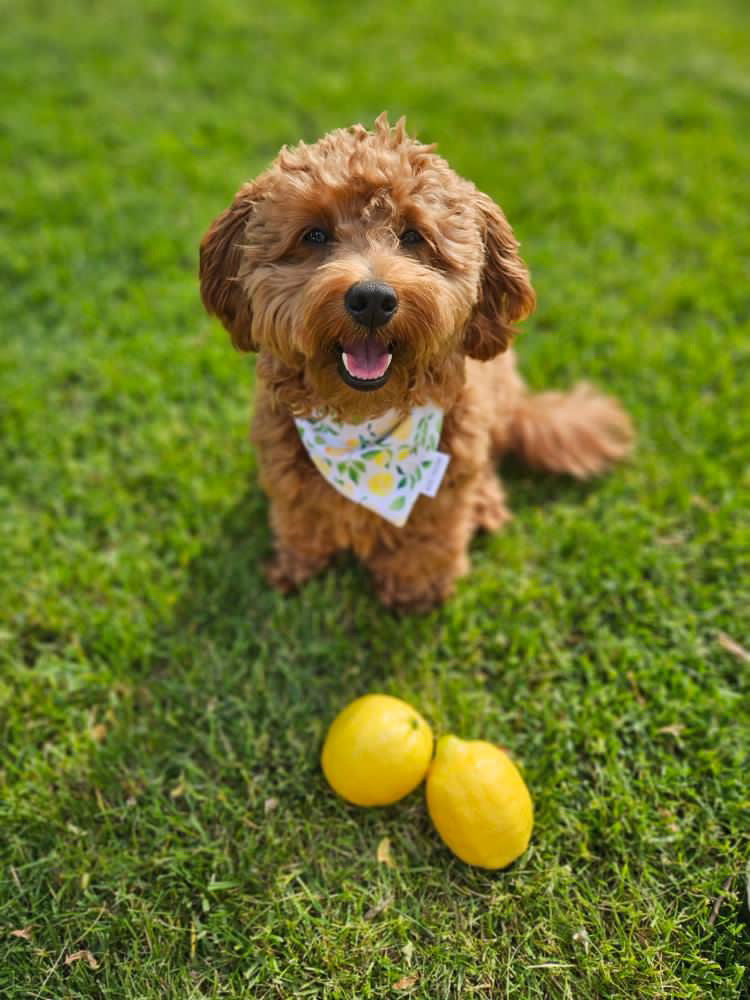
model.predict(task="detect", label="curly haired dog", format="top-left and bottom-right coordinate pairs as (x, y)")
top-left (200, 114), bottom-right (632, 611)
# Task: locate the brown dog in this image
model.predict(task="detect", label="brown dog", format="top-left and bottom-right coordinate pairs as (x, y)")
top-left (200, 115), bottom-right (632, 611)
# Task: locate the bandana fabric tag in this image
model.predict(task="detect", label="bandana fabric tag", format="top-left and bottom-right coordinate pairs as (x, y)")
top-left (419, 450), bottom-right (451, 498)
top-left (295, 404), bottom-right (450, 527)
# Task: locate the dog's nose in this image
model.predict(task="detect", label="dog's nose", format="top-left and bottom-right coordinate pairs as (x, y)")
top-left (344, 281), bottom-right (399, 328)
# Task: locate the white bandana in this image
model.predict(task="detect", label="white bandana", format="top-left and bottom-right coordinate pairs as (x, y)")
top-left (295, 404), bottom-right (450, 527)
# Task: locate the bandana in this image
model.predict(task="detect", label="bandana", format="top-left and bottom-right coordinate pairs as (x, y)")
top-left (295, 404), bottom-right (450, 527)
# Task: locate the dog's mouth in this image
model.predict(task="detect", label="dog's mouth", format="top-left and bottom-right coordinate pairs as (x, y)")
top-left (336, 335), bottom-right (394, 391)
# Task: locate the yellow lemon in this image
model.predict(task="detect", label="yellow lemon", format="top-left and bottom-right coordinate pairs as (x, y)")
top-left (426, 735), bottom-right (533, 869)
top-left (373, 450), bottom-right (389, 466)
top-left (368, 471), bottom-right (395, 495)
top-left (321, 694), bottom-right (433, 806)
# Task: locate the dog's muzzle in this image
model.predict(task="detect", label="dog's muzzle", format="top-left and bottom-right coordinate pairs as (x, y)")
top-left (339, 281), bottom-right (398, 390)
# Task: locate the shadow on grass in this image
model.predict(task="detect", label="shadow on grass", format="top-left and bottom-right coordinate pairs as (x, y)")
top-left (151, 454), bottom-right (603, 771)
top-left (498, 453), bottom-right (600, 508)
top-left (161, 471), bottom-right (413, 713)
top-left (161, 454), bottom-right (604, 715)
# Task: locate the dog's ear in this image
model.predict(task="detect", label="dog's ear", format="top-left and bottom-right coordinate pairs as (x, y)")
top-left (463, 191), bottom-right (535, 361)
top-left (199, 182), bottom-right (257, 351)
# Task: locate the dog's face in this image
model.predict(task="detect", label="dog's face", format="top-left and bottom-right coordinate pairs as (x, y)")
top-left (200, 115), bottom-right (534, 421)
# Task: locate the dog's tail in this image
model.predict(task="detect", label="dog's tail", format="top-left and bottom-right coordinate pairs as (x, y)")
top-left (508, 382), bottom-right (634, 479)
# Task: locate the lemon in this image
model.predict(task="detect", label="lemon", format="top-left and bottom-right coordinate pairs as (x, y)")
top-left (367, 471), bottom-right (396, 496)
top-left (321, 694), bottom-right (433, 806)
top-left (426, 735), bottom-right (533, 868)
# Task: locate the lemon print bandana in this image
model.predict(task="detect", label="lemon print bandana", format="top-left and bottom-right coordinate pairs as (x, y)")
top-left (295, 404), bottom-right (451, 527)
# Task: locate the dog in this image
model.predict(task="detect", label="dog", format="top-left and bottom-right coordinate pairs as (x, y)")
top-left (200, 114), bottom-right (632, 611)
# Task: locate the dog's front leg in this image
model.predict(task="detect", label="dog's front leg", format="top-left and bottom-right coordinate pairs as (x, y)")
top-left (253, 398), bottom-right (342, 594)
top-left (264, 496), bottom-right (340, 593)
top-left (364, 478), bottom-right (479, 612)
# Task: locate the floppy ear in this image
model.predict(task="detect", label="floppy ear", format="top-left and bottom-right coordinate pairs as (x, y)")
top-left (199, 182), bottom-right (257, 351)
top-left (463, 191), bottom-right (535, 361)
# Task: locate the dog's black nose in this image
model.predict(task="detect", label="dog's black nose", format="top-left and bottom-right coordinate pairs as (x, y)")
top-left (344, 281), bottom-right (399, 328)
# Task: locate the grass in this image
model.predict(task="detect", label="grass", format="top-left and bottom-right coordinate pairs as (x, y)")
top-left (1, 0), bottom-right (749, 996)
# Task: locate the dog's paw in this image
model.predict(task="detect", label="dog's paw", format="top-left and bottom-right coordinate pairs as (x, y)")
top-left (264, 549), bottom-right (330, 593)
top-left (377, 581), bottom-right (453, 614)
top-left (374, 556), bottom-right (469, 614)
top-left (264, 558), bottom-right (299, 594)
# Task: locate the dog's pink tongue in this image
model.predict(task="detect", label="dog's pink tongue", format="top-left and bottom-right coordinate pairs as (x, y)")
top-left (341, 336), bottom-right (392, 380)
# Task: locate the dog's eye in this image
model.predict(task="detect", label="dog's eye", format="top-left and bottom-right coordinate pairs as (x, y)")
top-left (400, 229), bottom-right (423, 246)
top-left (302, 227), bottom-right (330, 245)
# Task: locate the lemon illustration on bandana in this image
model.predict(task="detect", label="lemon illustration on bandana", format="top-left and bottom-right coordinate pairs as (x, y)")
top-left (295, 404), bottom-right (450, 526)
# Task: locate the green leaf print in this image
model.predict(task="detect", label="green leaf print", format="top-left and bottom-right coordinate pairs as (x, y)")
top-left (390, 496), bottom-right (406, 511)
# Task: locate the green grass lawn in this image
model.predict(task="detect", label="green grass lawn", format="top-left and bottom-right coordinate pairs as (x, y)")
top-left (2, 1), bottom-right (749, 996)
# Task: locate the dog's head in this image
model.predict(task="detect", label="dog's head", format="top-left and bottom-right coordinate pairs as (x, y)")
top-left (200, 114), bottom-right (534, 420)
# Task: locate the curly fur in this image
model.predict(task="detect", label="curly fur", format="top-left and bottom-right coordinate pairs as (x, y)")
top-left (200, 114), bottom-right (633, 611)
